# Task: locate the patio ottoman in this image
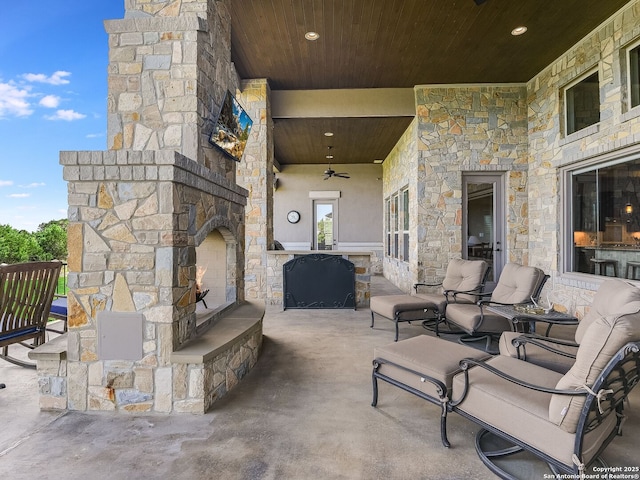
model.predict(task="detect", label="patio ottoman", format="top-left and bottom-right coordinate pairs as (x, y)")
top-left (372, 334), bottom-right (491, 446)
top-left (370, 294), bottom-right (439, 341)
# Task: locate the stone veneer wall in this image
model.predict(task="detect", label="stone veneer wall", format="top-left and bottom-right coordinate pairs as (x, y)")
top-left (384, 86), bottom-right (529, 291)
top-left (60, 150), bottom-right (247, 412)
top-left (107, 0), bottom-right (237, 178)
top-left (237, 79), bottom-right (275, 301)
top-left (382, 119), bottom-right (418, 292)
top-left (414, 84), bottom-right (529, 271)
top-left (526, 0), bottom-right (640, 317)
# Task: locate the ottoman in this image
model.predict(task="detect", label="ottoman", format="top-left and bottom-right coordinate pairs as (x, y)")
top-left (372, 334), bottom-right (491, 447)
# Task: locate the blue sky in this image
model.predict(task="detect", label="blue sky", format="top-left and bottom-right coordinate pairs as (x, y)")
top-left (0, 2), bottom-right (124, 231)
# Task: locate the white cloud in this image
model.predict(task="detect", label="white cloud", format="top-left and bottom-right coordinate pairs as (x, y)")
top-left (7, 193), bottom-right (31, 198)
top-left (45, 109), bottom-right (86, 121)
top-left (19, 182), bottom-right (46, 188)
top-left (0, 180), bottom-right (14, 187)
top-left (23, 71), bottom-right (71, 86)
top-left (39, 95), bottom-right (61, 108)
top-left (86, 132), bottom-right (104, 138)
top-left (0, 81), bottom-right (33, 117)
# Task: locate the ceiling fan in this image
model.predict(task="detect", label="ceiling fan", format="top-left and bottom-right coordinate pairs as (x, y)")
top-left (322, 146), bottom-right (349, 179)
top-left (323, 165), bottom-right (350, 180)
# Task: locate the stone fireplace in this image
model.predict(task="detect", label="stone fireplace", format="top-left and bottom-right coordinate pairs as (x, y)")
top-left (31, 0), bottom-right (269, 413)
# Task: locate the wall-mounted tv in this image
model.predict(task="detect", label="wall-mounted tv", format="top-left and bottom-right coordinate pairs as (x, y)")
top-left (208, 90), bottom-right (253, 162)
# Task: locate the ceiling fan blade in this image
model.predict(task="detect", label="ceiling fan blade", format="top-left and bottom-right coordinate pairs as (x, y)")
top-left (335, 173), bottom-right (350, 178)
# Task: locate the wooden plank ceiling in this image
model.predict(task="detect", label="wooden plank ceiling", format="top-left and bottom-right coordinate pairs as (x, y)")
top-left (229, 0), bottom-right (631, 166)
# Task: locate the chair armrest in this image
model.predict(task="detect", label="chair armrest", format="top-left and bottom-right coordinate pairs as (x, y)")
top-left (445, 286), bottom-right (490, 303)
top-left (511, 334), bottom-right (578, 360)
top-left (451, 356), bottom-right (587, 407)
top-left (413, 282), bottom-right (443, 293)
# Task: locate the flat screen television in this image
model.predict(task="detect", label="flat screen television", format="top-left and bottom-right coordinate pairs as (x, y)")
top-left (208, 90), bottom-right (253, 162)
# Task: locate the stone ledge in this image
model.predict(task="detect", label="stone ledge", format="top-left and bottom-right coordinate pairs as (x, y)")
top-left (29, 334), bottom-right (68, 362)
top-left (171, 301), bottom-right (265, 364)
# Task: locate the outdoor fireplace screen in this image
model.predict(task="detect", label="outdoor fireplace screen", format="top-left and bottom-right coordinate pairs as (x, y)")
top-left (283, 254), bottom-right (356, 309)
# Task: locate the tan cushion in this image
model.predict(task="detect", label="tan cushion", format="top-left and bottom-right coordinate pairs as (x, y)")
top-left (549, 286), bottom-right (640, 433)
top-left (491, 263), bottom-right (545, 305)
top-left (452, 355), bottom-right (617, 466)
top-left (370, 259), bottom-right (487, 321)
top-left (575, 278), bottom-right (640, 344)
top-left (370, 294), bottom-right (440, 321)
top-left (374, 335), bottom-right (490, 400)
top-left (445, 303), bottom-right (512, 334)
top-left (499, 331), bottom-right (577, 374)
top-left (441, 258), bottom-right (488, 303)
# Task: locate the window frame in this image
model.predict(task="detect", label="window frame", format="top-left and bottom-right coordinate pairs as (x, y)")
top-left (561, 146), bottom-right (640, 277)
top-left (627, 38), bottom-right (640, 111)
top-left (563, 68), bottom-right (600, 137)
top-left (384, 186), bottom-right (409, 261)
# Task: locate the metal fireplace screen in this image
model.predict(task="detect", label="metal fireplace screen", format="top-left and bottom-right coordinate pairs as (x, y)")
top-left (283, 254), bottom-right (356, 309)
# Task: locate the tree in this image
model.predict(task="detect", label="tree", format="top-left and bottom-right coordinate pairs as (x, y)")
top-left (0, 219), bottom-right (68, 264)
top-left (0, 225), bottom-right (44, 263)
top-left (35, 219), bottom-right (68, 261)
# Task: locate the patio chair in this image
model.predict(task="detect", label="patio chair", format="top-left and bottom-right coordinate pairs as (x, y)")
top-left (372, 280), bottom-right (640, 478)
top-left (370, 259), bottom-right (489, 341)
top-left (450, 289), bottom-right (640, 478)
top-left (499, 278), bottom-right (640, 373)
top-left (444, 263), bottom-right (548, 352)
top-left (0, 261), bottom-right (63, 368)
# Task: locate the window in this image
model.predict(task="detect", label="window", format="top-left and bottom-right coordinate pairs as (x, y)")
top-left (628, 41), bottom-right (640, 109)
top-left (564, 70), bottom-right (600, 136)
top-left (567, 155), bottom-right (640, 278)
top-left (385, 187), bottom-right (409, 261)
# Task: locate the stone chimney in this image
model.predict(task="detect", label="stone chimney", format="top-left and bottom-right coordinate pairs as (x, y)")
top-left (56, 0), bottom-right (260, 413)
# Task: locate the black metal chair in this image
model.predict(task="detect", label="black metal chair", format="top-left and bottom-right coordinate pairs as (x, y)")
top-left (444, 263), bottom-right (549, 352)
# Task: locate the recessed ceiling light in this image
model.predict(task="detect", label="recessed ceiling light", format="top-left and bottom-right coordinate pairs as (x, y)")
top-left (511, 26), bottom-right (527, 36)
top-left (324, 131), bottom-right (333, 137)
top-left (305, 31), bottom-right (320, 41)
top-left (326, 155), bottom-right (334, 159)
top-left (373, 159), bottom-right (384, 164)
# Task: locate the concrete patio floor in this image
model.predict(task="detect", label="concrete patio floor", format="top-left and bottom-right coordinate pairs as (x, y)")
top-left (1, 276), bottom-right (638, 480)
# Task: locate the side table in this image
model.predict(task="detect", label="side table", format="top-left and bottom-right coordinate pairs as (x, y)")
top-left (485, 305), bottom-right (578, 336)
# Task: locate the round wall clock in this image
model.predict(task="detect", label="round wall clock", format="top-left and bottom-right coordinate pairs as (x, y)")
top-left (287, 210), bottom-right (300, 223)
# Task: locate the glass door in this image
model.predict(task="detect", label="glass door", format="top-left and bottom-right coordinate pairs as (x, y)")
top-left (463, 174), bottom-right (506, 289)
top-left (314, 201), bottom-right (338, 250)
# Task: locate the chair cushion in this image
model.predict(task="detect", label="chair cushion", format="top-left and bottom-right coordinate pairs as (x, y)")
top-left (498, 331), bottom-right (577, 374)
top-left (452, 355), bottom-right (617, 466)
top-left (50, 297), bottom-right (68, 316)
top-left (549, 284), bottom-right (640, 433)
top-left (374, 335), bottom-right (490, 399)
top-left (370, 294), bottom-right (440, 321)
top-left (441, 258), bottom-right (488, 303)
top-left (491, 263), bottom-right (545, 305)
top-left (445, 303), bottom-right (512, 335)
top-left (575, 278), bottom-right (640, 344)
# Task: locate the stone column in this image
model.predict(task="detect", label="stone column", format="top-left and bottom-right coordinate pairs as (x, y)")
top-left (237, 79), bottom-right (275, 300)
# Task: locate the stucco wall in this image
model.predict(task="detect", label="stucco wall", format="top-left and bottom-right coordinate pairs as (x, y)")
top-left (273, 163), bottom-right (383, 253)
